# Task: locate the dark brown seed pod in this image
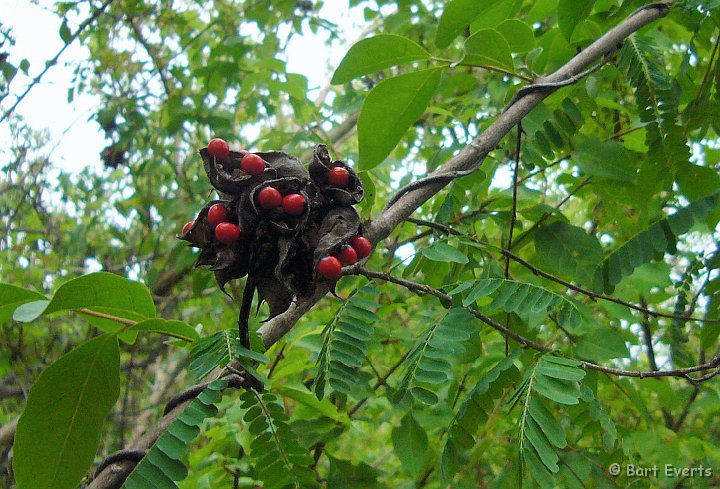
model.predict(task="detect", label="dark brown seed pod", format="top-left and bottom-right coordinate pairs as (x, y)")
top-left (309, 144), bottom-right (364, 206)
top-left (313, 206), bottom-right (362, 265)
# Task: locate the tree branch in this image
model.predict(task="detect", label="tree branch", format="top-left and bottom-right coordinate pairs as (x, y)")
top-left (353, 266), bottom-right (720, 383)
top-left (365, 3), bottom-right (670, 244)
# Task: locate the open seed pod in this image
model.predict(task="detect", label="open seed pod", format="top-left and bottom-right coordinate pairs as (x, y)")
top-left (178, 199), bottom-right (227, 248)
top-left (248, 177), bottom-right (314, 235)
top-left (313, 206), bottom-right (362, 266)
top-left (309, 144), bottom-right (364, 206)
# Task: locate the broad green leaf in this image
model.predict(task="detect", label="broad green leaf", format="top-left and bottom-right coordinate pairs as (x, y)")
top-left (575, 327), bottom-right (630, 361)
top-left (0, 283), bottom-right (47, 323)
top-left (558, 0), bottom-right (596, 42)
top-left (435, 0), bottom-right (501, 48)
top-left (358, 68), bottom-right (443, 169)
top-left (572, 138), bottom-right (636, 182)
top-left (14, 334), bottom-right (120, 489)
top-left (128, 318), bottom-right (199, 342)
top-left (12, 300), bottom-right (50, 322)
top-left (42, 272), bottom-right (156, 318)
top-left (422, 242), bottom-right (469, 264)
top-left (331, 34), bottom-right (430, 84)
top-left (535, 221), bottom-right (603, 285)
top-left (392, 414), bottom-right (428, 474)
top-left (327, 456), bottom-right (382, 489)
top-left (463, 29), bottom-right (514, 71)
top-left (496, 19), bottom-right (536, 53)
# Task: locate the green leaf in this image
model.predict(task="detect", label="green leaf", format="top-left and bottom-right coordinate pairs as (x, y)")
top-left (575, 327), bottom-right (630, 361)
top-left (123, 380), bottom-right (228, 489)
top-left (396, 309), bottom-right (477, 405)
top-left (12, 300), bottom-right (51, 322)
top-left (14, 334), bottom-right (120, 489)
top-left (593, 193), bottom-right (718, 293)
top-left (15, 273), bottom-right (157, 331)
top-left (128, 318), bottom-right (199, 342)
top-left (274, 384), bottom-right (350, 424)
top-left (59, 19), bottom-right (72, 44)
top-left (331, 34), bottom-right (430, 84)
top-left (535, 221), bottom-right (603, 285)
top-left (422, 242), bottom-right (469, 264)
top-left (315, 284), bottom-right (377, 399)
top-left (495, 20), bottom-right (536, 53)
top-left (463, 29), bottom-right (514, 71)
top-left (358, 68), bottom-right (442, 170)
top-left (572, 138), bottom-right (636, 182)
top-left (327, 456), bottom-right (383, 489)
top-left (435, 0), bottom-right (499, 48)
top-left (392, 414), bottom-right (428, 474)
top-left (557, 0), bottom-right (596, 41)
top-left (0, 283), bottom-right (47, 324)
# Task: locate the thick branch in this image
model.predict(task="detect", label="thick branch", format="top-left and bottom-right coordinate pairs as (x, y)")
top-left (365, 3), bottom-right (670, 244)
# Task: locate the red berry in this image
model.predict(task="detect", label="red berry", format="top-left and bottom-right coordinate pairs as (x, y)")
top-left (215, 222), bottom-right (241, 245)
top-left (207, 204), bottom-right (229, 228)
top-left (257, 187), bottom-right (283, 209)
top-left (282, 193), bottom-right (306, 216)
top-left (350, 236), bottom-right (372, 259)
top-left (328, 166), bottom-right (350, 187)
top-left (208, 138), bottom-right (230, 161)
top-left (317, 256), bottom-right (343, 280)
top-left (337, 245), bottom-right (358, 266)
top-left (241, 153), bottom-right (266, 175)
top-left (182, 221), bottom-right (194, 234)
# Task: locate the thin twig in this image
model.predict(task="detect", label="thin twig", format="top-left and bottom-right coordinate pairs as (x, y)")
top-left (0, 0), bottom-right (115, 124)
top-left (403, 219), bottom-right (720, 324)
top-left (353, 267), bottom-right (720, 383)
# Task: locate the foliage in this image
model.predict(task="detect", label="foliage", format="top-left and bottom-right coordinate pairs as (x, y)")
top-left (1, 1), bottom-right (720, 488)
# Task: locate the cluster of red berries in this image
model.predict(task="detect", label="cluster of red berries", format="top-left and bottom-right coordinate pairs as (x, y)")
top-left (317, 235), bottom-right (372, 280)
top-left (257, 187), bottom-right (305, 215)
top-left (184, 138), bottom-right (371, 288)
top-left (209, 137), bottom-right (267, 176)
top-left (184, 203), bottom-right (242, 246)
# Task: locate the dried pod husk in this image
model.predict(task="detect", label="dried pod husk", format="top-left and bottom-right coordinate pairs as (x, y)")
top-left (200, 148), bottom-right (270, 196)
top-left (246, 236), bottom-right (295, 319)
top-left (309, 144), bottom-right (364, 206)
top-left (249, 177), bottom-right (313, 235)
top-left (275, 234), bottom-right (315, 298)
top-left (256, 151), bottom-right (309, 180)
top-left (313, 206), bottom-right (362, 265)
top-left (213, 247), bottom-right (251, 292)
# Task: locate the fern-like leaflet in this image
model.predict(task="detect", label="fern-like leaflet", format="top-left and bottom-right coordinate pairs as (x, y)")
top-left (449, 278), bottom-right (585, 330)
top-left (618, 34), bottom-right (688, 175)
top-left (314, 284), bottom-right (379, 399)
top-left (394, 308), bottom-right (478, 406)
top-left (122, 379), bottom-right (228, 489)
top-left (442, 351), bottom-right (521, 479)
top-left (188, 329), bottom-right (269, 381)
top-left (593, 191), bottom-right (719, 293)
top-left (509, 354), bottom-right (585, 489)
top-left (239, 390), bottom-right (318, 489)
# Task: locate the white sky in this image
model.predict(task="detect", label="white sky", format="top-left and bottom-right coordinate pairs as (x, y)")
top-left (1, 0), bottom-right (368, 174)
